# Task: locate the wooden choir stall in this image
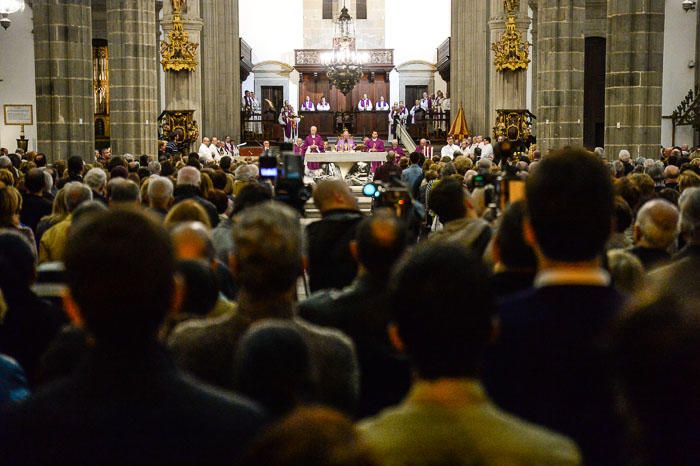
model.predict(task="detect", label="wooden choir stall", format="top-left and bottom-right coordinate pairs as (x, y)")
top-left (294, 49), bottom-right (394, 140)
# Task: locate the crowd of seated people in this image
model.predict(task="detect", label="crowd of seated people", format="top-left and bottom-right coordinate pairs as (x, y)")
top-left (1, 141), bottom-right (700, 466)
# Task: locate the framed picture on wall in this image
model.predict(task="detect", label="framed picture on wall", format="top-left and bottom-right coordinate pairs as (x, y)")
top-left (4, 104), bottom-right (33, 126)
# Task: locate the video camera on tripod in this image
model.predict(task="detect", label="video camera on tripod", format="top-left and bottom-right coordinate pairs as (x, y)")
top-left (259, 153), bottom-right (312, 215)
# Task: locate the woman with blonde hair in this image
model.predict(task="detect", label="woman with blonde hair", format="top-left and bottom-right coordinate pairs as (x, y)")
top-left (164, 199), bottom-right (212, 229)
top-left (35, 189), bottom-right (68, 245)
top-left (0, 182), bottom-right (36, 256)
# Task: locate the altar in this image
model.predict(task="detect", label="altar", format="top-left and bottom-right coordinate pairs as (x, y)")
top-left (305, 151), bottom-right (387, 178)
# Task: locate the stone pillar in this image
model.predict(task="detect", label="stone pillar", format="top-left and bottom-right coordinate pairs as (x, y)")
top-left (33, 0), bottom-right (94, 161)
top-left (162, 0), bottom-right (203, 132)
top-left (451, 0), bottom-right (490, 136)
top-left (200, 0), bottom-right (241, 141)
top-left (536, 0), bottom-right (585, 154)
top-left (489, 0), bottom-right (530, 129)
top-left (107, 0), bottom-right (158, 157)
top-left (604, 0), bottom-right (665, 159)
top-left (529, 1), bottom-right (538, 116)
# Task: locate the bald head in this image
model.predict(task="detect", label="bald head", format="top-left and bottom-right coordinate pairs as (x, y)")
top-left (664, 165), bottom-right (680, 180)
top-left (170, 221), bottom-right (215, 262)
top-left (312, 180), bottom-right (358, 213)
top-left (635, 199), bottom-right (679, 249)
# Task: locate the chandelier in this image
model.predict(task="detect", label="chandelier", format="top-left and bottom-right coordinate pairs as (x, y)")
top-left (0, 0), bottom-right (25, 30)
top-left (321, 2), bottom-right (368, 95)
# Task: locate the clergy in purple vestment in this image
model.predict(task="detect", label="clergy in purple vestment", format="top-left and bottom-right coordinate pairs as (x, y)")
top-left (301, 96), bottom-right (315, 112)
top-left (336, 130), bottom-right (356, 152)
top-left (294, 137), bottom-right (305, 156)
top-left (302, 126), bottom-right (325, 169)
top-left (390, 140), bottom-right (405, 158)
top-left (357, 94), bottom-right (373, 111)
top-left (365, 131), bottom-right (385, 173)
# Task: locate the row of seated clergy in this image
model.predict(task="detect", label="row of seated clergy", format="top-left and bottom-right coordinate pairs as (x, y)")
top-left (299, 95), bottom-right (391, 112)
top-left (297, 128), bottom-right (396, 172)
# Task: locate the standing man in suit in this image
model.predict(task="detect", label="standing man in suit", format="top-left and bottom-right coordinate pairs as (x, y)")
top-left (484, 148), bottom-right (626, 466)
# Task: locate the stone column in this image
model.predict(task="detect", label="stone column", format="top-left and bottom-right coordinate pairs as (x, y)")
top-left (162, 0), bottom-right (203, 132)
top-left (200, 0), bottom-right (241, 141)
top-left (33, 0), bottom-right (94, 161)
top-left (451, 0), bottom-right (490, 136)
top-left (489, 0), bottom-right (530, 127)
top-left (529, 1), bottom-right (538, 115)
top-left (107, 0), bottom-right (158, 157)
top-left (536, 0), bottom-right (585, 154)
top-left (604, 0), bottom-right (665, 159)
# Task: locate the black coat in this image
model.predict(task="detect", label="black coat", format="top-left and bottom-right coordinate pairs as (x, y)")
top-left (0, 346), bottom-right (264, 466)
top-left (19, 193), bottom-right (52, 233)
top-left (483, 285), bottom-right (627, 466)
top-left (0, 290), bottom-right (64, 386)
top-left (305, 209), bottom-right (363, 292)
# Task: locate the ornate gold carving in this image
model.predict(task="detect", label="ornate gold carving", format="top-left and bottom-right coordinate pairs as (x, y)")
top-left (504, 0), bottom-right (520, 15)
top-left (158, 110), bottom-right (199, 148)
top-left (493, 109), bottom-right (535, 142)
top-left (160, 0), bottom-right (199, 72)
top-left (492, 16), bottom-right (530, 73)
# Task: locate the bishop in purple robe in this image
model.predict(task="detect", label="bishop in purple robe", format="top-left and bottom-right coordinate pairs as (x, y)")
top-left (302, 126), bottom-right (325, 169)
top-left (336, 130), bottom-right (356, 152)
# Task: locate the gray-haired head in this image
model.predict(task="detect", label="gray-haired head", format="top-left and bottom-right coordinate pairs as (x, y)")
top-left (64, 182), bottom-right (93, 213)
top-left (594, 147), bottom-right (606, 160)
top-left (107, 178), bottom-right (141, 205)
top-left (84, 168), bottom-right (107, 191)
top-left (232, 202), bottom-right (302, 298)
top-left (147, 176), bottom-right (174, 202)
top-left (176, 166), bottom-right (201, 187)
top-left (477, 157), bottom-right (492, 173)
top-left (645, 164), bottom-right (664, 183)
top-left (148, 161), bottom-right (162, 176)
top-left (440, 162), bottom-right (457, 178)
top-left (618, 150), bottom-right (631, 162)
top-left (235, 164), bottom-right (259, 182)
top-left (679, 187), bottom-right (700, 244)
top-left (0, 156), bottom-right (11, 169)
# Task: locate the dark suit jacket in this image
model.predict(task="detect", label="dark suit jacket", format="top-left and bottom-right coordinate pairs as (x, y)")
top-left (0, 346), bottom-right (264, 466)
top-left (305, 209), bottom-right (363, 292)
top-left (20, 193), bottom-right (52, 233)
top-left (168, 311), bottom-right (360, 415)
top-left (483, 285), bottom-right (626, 466)
top-left (489, 269), bottom-right (536, 301)
top-left (299, 275), bottom-right (412, 418)
top-left (628, 246), bottom-right (670, 271)
top-left (0, 289), bottom-right (65, 386)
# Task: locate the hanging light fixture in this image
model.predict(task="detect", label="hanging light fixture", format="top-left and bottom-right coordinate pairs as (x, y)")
top-left (321, 1), bottom-right (368, 95)
top-left (0, 0), bottom-right (25, 30)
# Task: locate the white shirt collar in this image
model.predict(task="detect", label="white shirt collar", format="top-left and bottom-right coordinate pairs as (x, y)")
top-left (534, 267), bottom-right (611, 288)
